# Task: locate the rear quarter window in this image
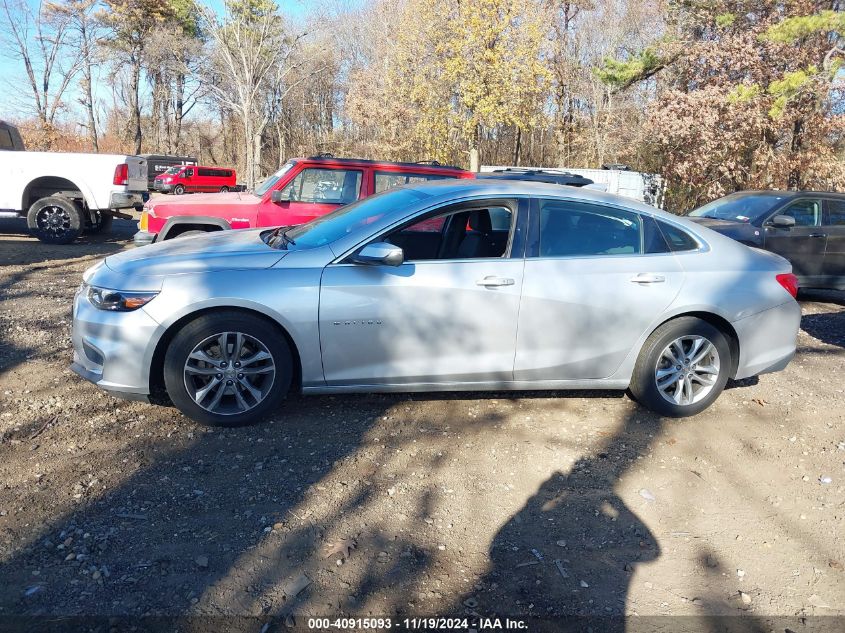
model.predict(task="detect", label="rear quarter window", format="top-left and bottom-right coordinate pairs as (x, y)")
top-left (656, 220), bottom-right (699, 252)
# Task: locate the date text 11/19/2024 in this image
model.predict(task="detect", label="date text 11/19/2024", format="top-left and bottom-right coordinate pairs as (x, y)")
top-left (307, 617), bottom-right (529, 630)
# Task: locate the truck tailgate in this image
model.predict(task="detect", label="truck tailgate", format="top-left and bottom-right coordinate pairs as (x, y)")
top-left (126, 156), bottom-right (148, 192)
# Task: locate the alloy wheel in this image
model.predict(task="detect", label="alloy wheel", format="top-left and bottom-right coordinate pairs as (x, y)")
top-left (654, 335), bottom-right (721, 406)
top-left (183, 331), bottom-right (276, 415)
top-left (36, 205), bottom-right (72, 239)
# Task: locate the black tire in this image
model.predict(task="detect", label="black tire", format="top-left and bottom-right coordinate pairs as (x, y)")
top-left (173, 230), bottom-right (207, 239)
top-left (174, 184), bottom-right (186, 195)
top-left (26, 196), bottom-right (84, 244)
top-left (219, 186), bottom-right (229, 193)
top-left (86, 210), bottom-right (114, 234)
top-left (629, 316), bottom-right (731, 418)
top-left (163, 312), bottom-right (293, 426)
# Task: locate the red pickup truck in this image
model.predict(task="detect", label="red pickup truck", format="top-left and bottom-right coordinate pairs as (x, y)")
top-left (135, 156), bottom-right (473, 244)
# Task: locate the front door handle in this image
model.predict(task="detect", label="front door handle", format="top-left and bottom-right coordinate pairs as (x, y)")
top-left (809, 233), bottom-right (827, 238)
top-left (476, 276), bottom-right (515, 287)
top-left (630, 273), bottom-right (666, 284)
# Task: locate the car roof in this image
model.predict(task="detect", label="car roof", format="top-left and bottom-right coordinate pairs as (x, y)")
top-left (291, 156), bottom-right (468, 172)
top-left (397, 177), bottom-right (657, 211)
top-left (723, 189), bottom-right (845, 198)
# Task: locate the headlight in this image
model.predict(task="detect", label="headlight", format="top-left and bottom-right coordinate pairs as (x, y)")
top-left (86, 285), bottom-right (158, 311)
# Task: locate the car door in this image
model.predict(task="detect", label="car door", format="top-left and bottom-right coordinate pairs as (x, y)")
top-left (822, 198), bottom-right (845, 286)
top-left (514, 198), bottom-right (685, 381)
top-left (762, 198), bottom-right (826, 280)
top-left (319, 199), bottom-right (527, 386)
top-left (259, 166), bottom-right (364, 227)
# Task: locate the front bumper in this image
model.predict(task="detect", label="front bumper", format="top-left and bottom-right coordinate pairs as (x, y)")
top-left (133, 230), bottom-right (157, 246)
top-left (732, 299), bottom-right (802, 380)
top-left (70, 286), bottom-right (163, 401)
top-left (152, 183), bottom-right (173, 193)
top-left (109, 191), bottom-right (145, 209)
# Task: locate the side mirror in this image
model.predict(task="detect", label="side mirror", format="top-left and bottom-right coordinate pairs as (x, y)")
top-left (769, 214), bottom-right (796, 228)
top-left (354, 242), bottom-right (404, 267)
top-left (271, 189), bottom-right (291, 203)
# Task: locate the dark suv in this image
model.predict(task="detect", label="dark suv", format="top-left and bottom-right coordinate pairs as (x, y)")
top-left (687, 190), bottom-right (845, 290)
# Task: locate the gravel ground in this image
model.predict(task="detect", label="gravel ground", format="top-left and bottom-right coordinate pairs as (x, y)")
top-left (0, 217), bottom-right (844, 627)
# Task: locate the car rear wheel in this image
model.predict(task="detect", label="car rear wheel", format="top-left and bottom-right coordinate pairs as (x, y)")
top-left (219, 186), bottom-right (229, 193)
top-left (164, 312), bottom-right (293, 426)
top-left (629, 317), bottom-right (731, 417)
top-left (27, 196), bottom-right (84, 244)
top-left (174, 184), bottom-right (186, 195)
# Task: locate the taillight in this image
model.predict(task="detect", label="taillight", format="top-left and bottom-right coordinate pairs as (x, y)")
top-left (113, 163), bottom-right (128, 185)
top-left (776, 273), bottom-right (799, 298)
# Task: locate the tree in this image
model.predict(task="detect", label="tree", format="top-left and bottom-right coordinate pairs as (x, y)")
top-left (597, 1), bottom-right (845, 208)
top-left (0, 0), bottom-right (82, 147)
top-left (201, 0), bottom-right (314, 186)
top-left (46, 0), bottom-right (103, 151)
top-left (389, 0), bottom-right (549, 170)
top-left (98, 0), bottom-right (176, 153)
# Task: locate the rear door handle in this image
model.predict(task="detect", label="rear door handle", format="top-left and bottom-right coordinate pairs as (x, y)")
top-left (809, 233), bottom-right (827, 238)
top-left (630, 273), bottom-right (665, 284)
top-left (476, 276), bottom-right (515, 287)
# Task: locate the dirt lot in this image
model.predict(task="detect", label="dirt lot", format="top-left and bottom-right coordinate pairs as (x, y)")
top-left (0, 217), bottom-right (844, 628)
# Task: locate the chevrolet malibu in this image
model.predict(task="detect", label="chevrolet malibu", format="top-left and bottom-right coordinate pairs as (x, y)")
top-left (71, 180), bottom-right (801, 426)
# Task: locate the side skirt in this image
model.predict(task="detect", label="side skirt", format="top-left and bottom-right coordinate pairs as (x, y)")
top-left (302, 379), bottom-right (630, 395)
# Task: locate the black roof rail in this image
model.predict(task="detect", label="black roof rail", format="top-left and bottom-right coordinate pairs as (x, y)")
top-left (299, 155), bottom-right (466, 170)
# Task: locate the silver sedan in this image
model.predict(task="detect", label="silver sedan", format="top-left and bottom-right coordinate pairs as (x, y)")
top-left (71, 180), bottom-right (801, 425)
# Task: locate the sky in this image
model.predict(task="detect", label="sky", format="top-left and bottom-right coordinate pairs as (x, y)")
top-left (0, 0), bottom-right (318, 121)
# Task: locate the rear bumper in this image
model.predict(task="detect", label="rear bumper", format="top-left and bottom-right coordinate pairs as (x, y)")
top-left (109, 191), bottom-right (145, 209)
top-left (732, 299), bottom-right (802, 380)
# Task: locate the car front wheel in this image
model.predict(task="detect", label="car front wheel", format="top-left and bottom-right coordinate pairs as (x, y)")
top-left (174, 184), bottom-right (185, 195)
top-left (629, 317), bottom-right (731, 417)
top-left (163, 312), bottom-right (293, 426)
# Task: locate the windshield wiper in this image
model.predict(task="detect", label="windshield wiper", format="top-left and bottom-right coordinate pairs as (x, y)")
top-left (268, 226), bottom-right (296, 249)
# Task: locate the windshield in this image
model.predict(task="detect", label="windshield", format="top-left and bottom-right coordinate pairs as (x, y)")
top-left (163, 166), bottom-right (182, 175)
top-left (255, 161), bottom-right (296, 196)
top-left (269, 187), bottom-right (432, 250)
top-left (688, 192), bottom-right (785, 223)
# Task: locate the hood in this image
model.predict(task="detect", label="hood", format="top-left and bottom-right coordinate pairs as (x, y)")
top-left (104, 229), bottom-right (285, 278)
top-left (147, 191), bottom-right (258, 211)
top-left (686, 216), bottom-right (749, 230)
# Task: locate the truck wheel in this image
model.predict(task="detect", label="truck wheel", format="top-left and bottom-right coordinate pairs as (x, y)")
top-left (27, 196), bottom-right (84, 244)
top-left (174, 184), bottom-right (185, 195)
top-left (86, 210), bottom-right (114, 234)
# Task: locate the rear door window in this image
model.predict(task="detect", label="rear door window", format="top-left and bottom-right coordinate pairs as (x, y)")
top-left (0, 128), bottom-right (14, 150)
top-left (282, 168), bottom-right (363, 204)
top-left (538, 200), bottom-right (642, 257)
top-left (824, 199), bottom-right (845, 226)
top-left (374, 171), bottom-right (451, 193)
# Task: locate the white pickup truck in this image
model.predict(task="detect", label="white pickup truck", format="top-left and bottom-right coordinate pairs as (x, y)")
top-left (0, 121), bottom-right (147, 244)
